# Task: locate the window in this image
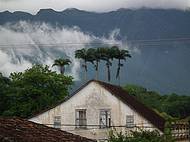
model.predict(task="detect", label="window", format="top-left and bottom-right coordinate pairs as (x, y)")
top-left (99, 109), bottom-right (111, 128)
top-left (54, 116), bottom-right (61, 129)
top-left (126, 115), bottom-right (134, 128)
top-left (75, 109), bottom-right (87, 129)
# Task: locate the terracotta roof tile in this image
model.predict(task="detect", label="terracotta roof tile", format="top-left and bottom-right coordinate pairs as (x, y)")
top-left (0, 117), bottom-right (96, 142)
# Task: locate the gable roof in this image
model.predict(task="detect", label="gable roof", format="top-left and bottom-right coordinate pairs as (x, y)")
top-left (29, 80), bottom-right (165, 131)
top-left (0, 117), bottom-right (96, 142)
top-left (93, 80), bottom-right (166, 132)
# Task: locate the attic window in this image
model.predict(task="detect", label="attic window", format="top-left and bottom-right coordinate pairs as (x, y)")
top-left (126, 115), bottom-right (134, 128)
top-left (75, 109), bottom-right (87, 129)
top-left (99, 109), bottom-right (111, 129)
top-left (54, 116), bottom-right (61, 129)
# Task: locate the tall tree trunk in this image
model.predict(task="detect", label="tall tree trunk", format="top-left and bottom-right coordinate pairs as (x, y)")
top-left (116, 59), bottom-right (121, 79)
top-left (95, 61), bottom-right (99, 80)
top-left (60, 66), bottom-right (65, 75)
top-left (107, 62), bottom-right (111, 82)
top-left (118, 73), bottom-right (121, 86)
top-left (84, 61), bottom-right (87, 81)
top-left (116, 59), bottom-right (121, 85)
top-left (108, 65), bottom-right (110, 82)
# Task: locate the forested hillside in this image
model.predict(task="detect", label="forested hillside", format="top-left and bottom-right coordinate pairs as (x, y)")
top-left (124, 85), bottom-right (190, 119)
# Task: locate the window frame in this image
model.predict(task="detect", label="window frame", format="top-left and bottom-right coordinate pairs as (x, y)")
top-left (75, 109), bottom-right (87, 129)
top-left (126, 115), bottom-right (135, 128)
top-left (53, 116), bottom-right (61, 129)
top-left (99, 109), bottom-right (111, 129)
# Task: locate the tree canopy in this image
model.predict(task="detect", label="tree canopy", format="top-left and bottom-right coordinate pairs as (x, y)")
top-left (52, 58), bottom-right (71, 74)
top-left (123, 84), bottom-right (190, 119)
top-left (0, 65), bottom-right (73, 118)
top-left (0, 73), bottom-right (10, 114)
top-left (75, 46), bottom-right (131, 82)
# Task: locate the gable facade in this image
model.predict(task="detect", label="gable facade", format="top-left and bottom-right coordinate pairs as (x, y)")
top-left (29, 80), bottom-right (165, 140)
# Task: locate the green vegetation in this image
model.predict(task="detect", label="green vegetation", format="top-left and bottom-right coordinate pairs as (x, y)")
top-left (108, 129), bottom-right (174, 142)
top-left (0, 73), bottom-right (10, 114)
top-left (75, 48), bottom-right (94, 81)
top-left (75, 46), bottom-right (131, 82)
top-left (123, 84), bottom-right (190, 119)
top-left (52, 58), bottom-right (71, 74)
top-left (111, 46), bottom-right (131, 82)
top-left (0, 65), bottom-right (73, 118)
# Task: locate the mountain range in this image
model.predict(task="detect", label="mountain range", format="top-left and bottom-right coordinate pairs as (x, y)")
top-left (1, 8), bottom-right (190, 39)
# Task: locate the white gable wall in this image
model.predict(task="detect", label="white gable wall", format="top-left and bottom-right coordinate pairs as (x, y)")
top-left (29, 81), bottom-right (159, 140)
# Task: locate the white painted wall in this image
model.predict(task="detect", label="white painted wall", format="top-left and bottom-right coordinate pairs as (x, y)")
top-left (29, 81), bottom-right (160, 140)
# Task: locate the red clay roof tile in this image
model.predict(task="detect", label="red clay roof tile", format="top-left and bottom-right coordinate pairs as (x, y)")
top-left (0, 117), bottom-right (96, 142)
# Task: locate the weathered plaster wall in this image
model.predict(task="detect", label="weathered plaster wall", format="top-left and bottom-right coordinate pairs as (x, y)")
top-left (29, 81), bottom-right (158, 140)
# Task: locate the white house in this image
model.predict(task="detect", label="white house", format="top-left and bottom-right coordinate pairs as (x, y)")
top-left (28, 80), bottom-right (165, 140)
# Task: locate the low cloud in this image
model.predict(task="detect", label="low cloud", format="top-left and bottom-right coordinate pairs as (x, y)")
top-left (0, 50), bottom-right (32, 76)
top-left (0, 21), bottom-right (123, 79)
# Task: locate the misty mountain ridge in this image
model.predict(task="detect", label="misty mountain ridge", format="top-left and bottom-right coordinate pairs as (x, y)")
top-left (0, 8), bottom-right (190, 95)
top-left (1, 8), bottom-right (190, 39)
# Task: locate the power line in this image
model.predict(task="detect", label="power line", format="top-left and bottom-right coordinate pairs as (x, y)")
top-left (127, 37), bottom-right (190, 43)
top-left (0, 42), bottom-right (121, 47)
top-left (0, 37), bottom-right (190, 48)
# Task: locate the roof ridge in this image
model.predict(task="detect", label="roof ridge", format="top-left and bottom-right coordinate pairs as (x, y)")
top-left (93, 80), bottom-right (165, 131)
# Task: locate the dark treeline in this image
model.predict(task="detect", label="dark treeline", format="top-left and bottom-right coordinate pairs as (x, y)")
top-left (124, 85), bottom-right (190, 120)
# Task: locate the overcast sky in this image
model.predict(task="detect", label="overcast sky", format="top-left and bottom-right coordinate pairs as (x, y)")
top-left (0, 0), bottom-right (190, 14)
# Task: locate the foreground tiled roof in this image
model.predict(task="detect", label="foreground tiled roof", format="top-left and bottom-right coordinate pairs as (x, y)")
top-left (0, 117), bottom-right (96, 142)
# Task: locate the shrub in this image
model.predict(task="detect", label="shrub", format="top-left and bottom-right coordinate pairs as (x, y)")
top-left (108, 129), bottom-right (174, 142)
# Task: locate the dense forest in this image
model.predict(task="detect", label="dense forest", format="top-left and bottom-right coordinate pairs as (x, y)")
top-left (124, 85), bottom-right (190, 120)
